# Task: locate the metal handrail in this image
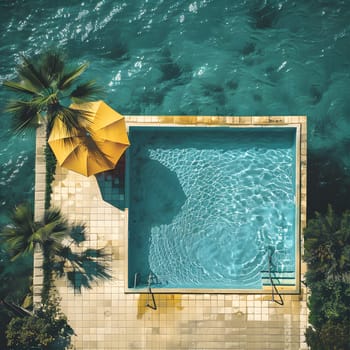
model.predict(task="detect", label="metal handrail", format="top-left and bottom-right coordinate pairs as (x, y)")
top-left (146, 273), bottom-right (157, 310)
top-left (268, 252), bottom-right (284, 306)
top-left (134, 272), bottom-right (140, 288)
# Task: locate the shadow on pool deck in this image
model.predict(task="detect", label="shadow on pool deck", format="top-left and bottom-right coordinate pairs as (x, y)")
top-left (95, 154), bottom-right (126, 210)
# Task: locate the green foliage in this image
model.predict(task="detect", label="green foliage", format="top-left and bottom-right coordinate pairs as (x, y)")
top-left (0, 204), bottom-right (111, 348)
top-left (0, 309), bottom-right (11, 350)
top-left (304, 205), bottom-right (350, 349)
top-left (304, 205), bottom-right (350, 283)
top-left (0, 233), bottom-right (33, 349)
top-left (45, 145), bottom-right (57, 209)
top-left (305, 322), bottom-right (350, 350)
top-left (0, 203), bottom-right (37, 260)
top-left (307, 279), bottom-right (350, 328)
top-left (0, 202), bottom-right (111, 301)
top-left (0, 246), bottom-right (32, 301)
top-left (0, 203), bottom-right (68, 262)
top-left (3, 51), bottom-right (103, 135)
top-left (6, 297), bottom-right (73, 350)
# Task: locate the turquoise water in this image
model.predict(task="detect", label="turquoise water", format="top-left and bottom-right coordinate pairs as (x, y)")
top-left (127, 127), bottom-right (296, 289)
top-left (1, 0), bottom-right (350, 225)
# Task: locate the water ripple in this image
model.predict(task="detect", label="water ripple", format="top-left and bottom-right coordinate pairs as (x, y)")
top-left (129, 127), bottom-right (296, 288)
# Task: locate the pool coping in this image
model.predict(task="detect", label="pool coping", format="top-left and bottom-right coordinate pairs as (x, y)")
top-left (124, 116), bottom-right (307, 295)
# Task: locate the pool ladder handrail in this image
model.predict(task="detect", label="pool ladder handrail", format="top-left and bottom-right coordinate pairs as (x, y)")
top-left (268, 251), bottom-right (284, 306)
top-left (134, 272), bottom-right (140, 288)
top-left (146, 272), bottom-right (157, 310)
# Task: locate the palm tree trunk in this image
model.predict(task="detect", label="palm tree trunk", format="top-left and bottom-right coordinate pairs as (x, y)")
top-left (33, 125), bottom-right (47, 309)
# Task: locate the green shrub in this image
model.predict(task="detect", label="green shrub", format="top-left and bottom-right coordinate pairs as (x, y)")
top-left (45, 145), bottom-right (57, 210)
top-left (6, 297), bottom-right (73, 350)
top-left (306, 321), bottom-right (350, 350)
top-left (307, 280), bottom-right (350, 327)
top-left (304, 205), bottom-right (350, 349)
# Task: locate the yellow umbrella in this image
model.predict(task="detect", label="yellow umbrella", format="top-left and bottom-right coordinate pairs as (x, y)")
top-left (48, 101), bottom-right (130, 177)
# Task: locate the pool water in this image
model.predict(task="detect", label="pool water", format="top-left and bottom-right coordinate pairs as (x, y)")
top-left (127, 126), bottom-right (297, 290)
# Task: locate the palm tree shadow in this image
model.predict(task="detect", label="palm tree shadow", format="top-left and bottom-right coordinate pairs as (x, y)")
top-left (65, 250), bottom-right (112, 293)
top-left (53, 225), bottom-right (112, 293)
top-left (95, 154), bottom-right (126, 210)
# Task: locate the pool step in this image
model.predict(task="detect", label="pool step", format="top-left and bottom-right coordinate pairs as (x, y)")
top-left (261, 271), bottom-right (295, 286)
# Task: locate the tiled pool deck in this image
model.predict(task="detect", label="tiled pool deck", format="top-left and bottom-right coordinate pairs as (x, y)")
top-left (34, 116), bottom-right (308, 350)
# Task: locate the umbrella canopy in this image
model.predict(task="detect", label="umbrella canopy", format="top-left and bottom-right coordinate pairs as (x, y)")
top-left (48, 101), bottom-right (130, 177)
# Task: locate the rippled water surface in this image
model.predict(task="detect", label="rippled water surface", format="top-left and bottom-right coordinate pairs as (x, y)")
top-left (1, 0), bottom-right (350, 224)
top-left (128, 127), bottom-right (296, 288)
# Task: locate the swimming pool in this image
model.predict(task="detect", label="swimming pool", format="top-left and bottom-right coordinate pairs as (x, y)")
top-left (126, 122), bottom-right (301, 293)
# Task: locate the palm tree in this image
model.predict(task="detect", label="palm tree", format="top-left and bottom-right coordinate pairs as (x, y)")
top-left (3, 51), bottom-right (104, 209)
top-left (3, 51), bottom-right (103, 136)
top-left (0, 203), bottom-right (110, 302)
top-left (3, 52), bottom-right (104, 306)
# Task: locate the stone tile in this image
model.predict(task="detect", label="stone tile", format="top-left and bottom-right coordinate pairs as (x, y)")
top-left (34, 116), bottom-right (308, 349)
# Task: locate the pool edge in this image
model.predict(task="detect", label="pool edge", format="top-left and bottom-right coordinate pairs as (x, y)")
top-left (124, 116), bottom-right (307, 295)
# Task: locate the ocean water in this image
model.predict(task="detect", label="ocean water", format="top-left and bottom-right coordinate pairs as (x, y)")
top-left (1, 0), bottom-right (350, 224)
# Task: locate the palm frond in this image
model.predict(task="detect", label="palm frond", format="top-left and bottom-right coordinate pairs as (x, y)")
top-left (66, 252), bottom-right (111, 292)
top-left (17, 54), bottom-right (50, 90)
top-left (54, 245), bottom-right (75, 262)
top-left (0, 203), bottom-right (36, 259)
top-left (45, 240), bottom-right (67, 257)
top-left (6, 100), bottom-right (41, 134)
top-left (82, 134), bottom-right (116, 167)
top-left (42, 210), bottom-right (68, 241)
top-left (33, 222), bottom-right (67, 246)
top-left (31, 91), bottom-right (58, 110)
top-left (11, 203), bottom-right (34, 228)
top-left (66, 271), bottom-right (87, 292)
top-left (6, 52), bottom-right (100, 136)
top-left (3, 80), bottom-right (39, 95)
top-left (19, 240), bottom-right (35, 257)
top-left (81, 253), bottom-right (111, 279)
top-left (324, 205), bottom-right (339, 232)
top-left (0, 228), bottom-right (24, 254)
top-left (57, 62), bottom-right (89, 90)
top-left (47, 105), bottom-right (92, 134)
top-left (69, 224), bottom-right (87, 245)
top-left (44, 207), bottom-right (66, 225)
top-left (82, 248), bottom-right (110, 260)
top-left (340, 210), bottom-right (350, 235)
top-left (23, 208), bottom-right (70, 248)
top-left (52, 260), bottom-right (66, 277)
top-left (70, 80), bottom-right (105, 103)
top-left (40, 51), bottom-right (65, 83)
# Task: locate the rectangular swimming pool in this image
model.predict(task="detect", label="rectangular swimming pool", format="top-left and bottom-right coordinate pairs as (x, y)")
top-left (126, 123), bottom-right (301, 293)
